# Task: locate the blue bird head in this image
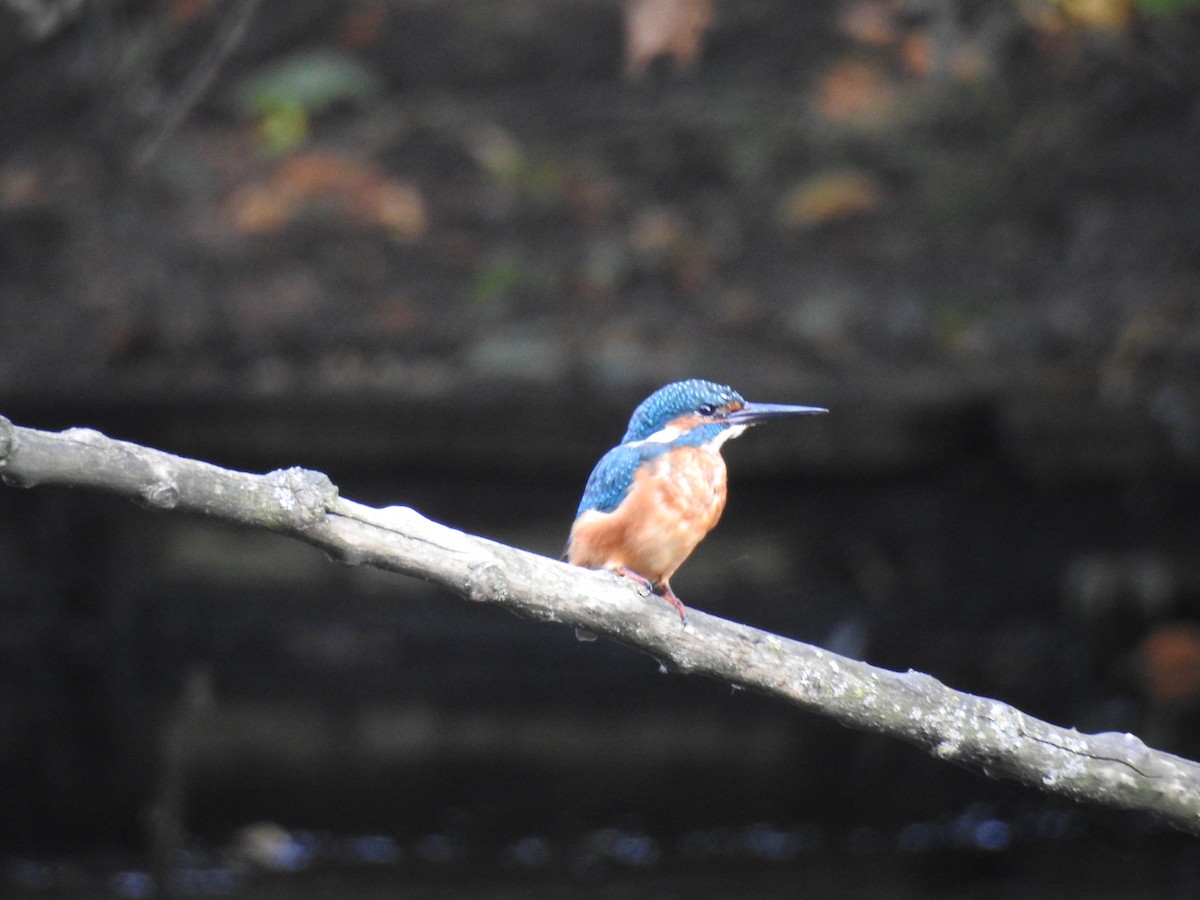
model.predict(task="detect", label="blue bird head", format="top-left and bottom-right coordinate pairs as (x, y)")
top-left (620, 379), bottom-right (827, 444)
top-left (621, 379), bottom-right (744, 443)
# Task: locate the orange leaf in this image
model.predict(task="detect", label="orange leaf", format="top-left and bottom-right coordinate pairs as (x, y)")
top-left (623, 0), bottom-right (714, 78)
top-left (166, 0), bottom-right (220, 26)
top-left (227, 183), bottom-right (298, 234)
top-left (337, 1), bottom-right (389, 50)
top-left (837, 0), bottom-right (901, 46)
top-left (1058, 0), bottom-right (1135, 30)
top-left (361, 180), bottom-right (426, 241)
top-left (1138, 624), bottom-right (1200, 705)
top-left (779, 169), bottom-right (882, 228)
top-left (900, 30), bottom-right (934, 78)
top-left (813, 59), bottom-right (899, 126)
top-left (225, 151), bottom-right (425, 239)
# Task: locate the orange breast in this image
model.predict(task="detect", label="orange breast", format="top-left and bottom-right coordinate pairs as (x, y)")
top-left (568, 446), bottom-right (728, 584)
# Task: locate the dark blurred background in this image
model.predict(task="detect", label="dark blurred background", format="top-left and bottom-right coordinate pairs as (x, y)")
top-left (4, 0), bottom-right (1200, 896)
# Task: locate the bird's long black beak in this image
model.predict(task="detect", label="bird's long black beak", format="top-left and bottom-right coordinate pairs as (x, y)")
top-left (727, 402), bottom-right (828, 426)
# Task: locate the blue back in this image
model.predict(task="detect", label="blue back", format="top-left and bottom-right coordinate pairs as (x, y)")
top-left (576, 420), bottom-right (728, 517)
top-left (576, 380), bottom-right (743, 518)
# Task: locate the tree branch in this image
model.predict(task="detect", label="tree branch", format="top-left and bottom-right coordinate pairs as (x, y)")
top-left (2, 414), bottom-right (1199, 835)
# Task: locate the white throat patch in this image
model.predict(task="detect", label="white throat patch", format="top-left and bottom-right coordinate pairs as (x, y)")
top-left (707, 425), bottom-right (747, 449)
top-left (625, 423), bottom-right (747, 451)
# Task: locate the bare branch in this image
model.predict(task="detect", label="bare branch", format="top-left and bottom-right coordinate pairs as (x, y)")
top-left (2, 414), bottom-right (1199, 835)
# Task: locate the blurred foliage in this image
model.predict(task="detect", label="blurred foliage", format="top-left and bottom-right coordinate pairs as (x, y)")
top-left (1132, 0), bottom-right (1200, 11)
top-left (471, 251), bottom-right (526, 304)
top-left (622, 0), bottom-right (714, 78)
top-left (225, 151), bottom-right (426, 239)
top-left (1138, 623), bottom-right (1200, 706)
top-left (466, 124), bottom-right (569, 211)
top-left (235, 50), bottom-right (380, 154)
top-left (778, 169), bottom-right (883, 229)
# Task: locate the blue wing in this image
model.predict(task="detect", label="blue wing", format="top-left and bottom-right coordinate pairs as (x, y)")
top-left (575, 442), bottom-right (669, 518)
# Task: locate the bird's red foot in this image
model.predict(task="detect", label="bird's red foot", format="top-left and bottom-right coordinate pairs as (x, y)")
top-left (659, 579), bottom-right (689, 626)
top-left (615, 566), bottom-right (654, 594)
top-left (614, 568), bottom-right (688, 625)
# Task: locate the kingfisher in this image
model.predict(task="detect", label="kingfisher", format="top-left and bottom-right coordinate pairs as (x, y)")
top-left (568, 379), bottom-right (826, 623)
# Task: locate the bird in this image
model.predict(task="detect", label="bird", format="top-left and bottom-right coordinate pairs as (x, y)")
top-left (568, 379), bottom-right (827, 623)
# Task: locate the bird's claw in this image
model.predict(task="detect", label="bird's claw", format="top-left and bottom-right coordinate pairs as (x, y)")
top-left (614, 567), bottom-right (689, 626)
top-left (615, 566), bottom-right (654, 597)
top-left (661, 587), bottom-right (690, 627)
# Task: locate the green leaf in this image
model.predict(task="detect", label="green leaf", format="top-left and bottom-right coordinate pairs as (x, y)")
top-left (236, 50), bottom-right (379, 117)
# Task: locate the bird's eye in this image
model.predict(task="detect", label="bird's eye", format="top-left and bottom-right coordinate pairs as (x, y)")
top-left (697, 403), bottom-right (716, 416)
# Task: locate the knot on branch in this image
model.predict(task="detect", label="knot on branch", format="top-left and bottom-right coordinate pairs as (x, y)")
top-left (0, 417), bottom-right (18, 486)
top-left (467, 562), bottom-right (511, 604)
top-left (0, 416), bottom-right (14, 463)
top-left (139, 480), bottom-right (180, 510)
top-left (265, 467), bottom-right (338, 529)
